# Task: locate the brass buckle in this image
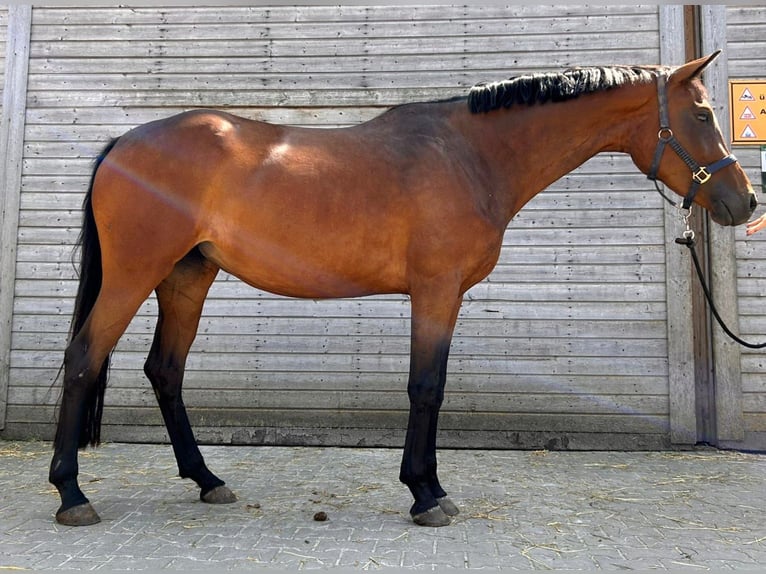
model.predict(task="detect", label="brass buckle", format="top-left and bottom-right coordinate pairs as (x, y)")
top-left (692, 166), bottom-right (711, 184)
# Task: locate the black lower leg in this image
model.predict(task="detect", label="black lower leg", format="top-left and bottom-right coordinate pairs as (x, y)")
top-left (425, 415), bottom-right (447, 500)
top-left (147, 349), bottom-right (226, 497)
top-left (400, 326), bottom-right (454, 520)
top-left (49, 363), bottom-right (98, 514)
top-left (400, 402), bottom-right (444, 516)
top-left (160, 397), bottom-right (225, 496)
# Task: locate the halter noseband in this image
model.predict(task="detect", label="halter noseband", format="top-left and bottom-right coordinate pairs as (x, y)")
top-left (647, 70), bottom-right (738, 211)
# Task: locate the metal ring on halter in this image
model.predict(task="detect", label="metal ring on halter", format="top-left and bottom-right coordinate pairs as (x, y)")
top-left (657, 127), bottom-right (673, 141)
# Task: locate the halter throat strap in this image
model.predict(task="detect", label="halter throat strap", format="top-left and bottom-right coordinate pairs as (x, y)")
top-left (647, 71), bottom-right (738, 210)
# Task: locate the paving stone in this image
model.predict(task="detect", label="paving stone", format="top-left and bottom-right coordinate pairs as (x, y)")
top-left (2, 441), bottom-right (766, 570)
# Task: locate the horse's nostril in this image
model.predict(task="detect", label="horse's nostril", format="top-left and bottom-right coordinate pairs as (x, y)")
top-left (751, 194), bottom-right (759, 211)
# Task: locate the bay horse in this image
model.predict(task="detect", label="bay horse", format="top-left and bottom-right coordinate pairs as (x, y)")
top-left (50, 51), bottom-right (755, 527)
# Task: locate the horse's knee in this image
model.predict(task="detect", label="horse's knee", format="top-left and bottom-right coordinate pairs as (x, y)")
top-left (407, 377), bottom-right (445, 409)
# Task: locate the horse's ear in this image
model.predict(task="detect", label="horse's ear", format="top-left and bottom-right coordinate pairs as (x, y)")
top-left (669, 50), bottom-right (722, 83)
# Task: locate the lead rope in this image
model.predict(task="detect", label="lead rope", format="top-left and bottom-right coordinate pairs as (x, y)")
top-left (674, 214), bottom-right (766, 349)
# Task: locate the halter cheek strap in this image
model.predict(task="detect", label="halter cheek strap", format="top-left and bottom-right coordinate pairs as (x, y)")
top-left (647, 71), bottom-right (738, 210)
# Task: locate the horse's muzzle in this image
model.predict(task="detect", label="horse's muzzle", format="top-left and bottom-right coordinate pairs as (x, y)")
top-left (710, 189), bottom-right (757, 226)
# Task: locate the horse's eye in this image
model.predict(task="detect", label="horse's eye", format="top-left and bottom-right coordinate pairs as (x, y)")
top-left (696, 112), bottom-right (711, 123)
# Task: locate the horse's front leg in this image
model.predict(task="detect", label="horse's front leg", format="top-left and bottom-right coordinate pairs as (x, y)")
top-left (400, 289), bottom-right (462, 527)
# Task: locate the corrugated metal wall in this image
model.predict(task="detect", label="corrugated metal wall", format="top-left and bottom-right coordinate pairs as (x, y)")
top-left (3, 5), bottom-right (678, 449)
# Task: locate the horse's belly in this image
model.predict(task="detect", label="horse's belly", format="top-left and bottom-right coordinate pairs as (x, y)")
top-left (198, 240), bottom-right (406, 299)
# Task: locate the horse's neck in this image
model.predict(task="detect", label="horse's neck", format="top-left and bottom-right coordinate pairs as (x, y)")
top-left (456, 88), bottom-right (650, 226)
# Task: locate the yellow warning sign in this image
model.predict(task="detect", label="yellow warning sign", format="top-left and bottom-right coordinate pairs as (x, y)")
top-left (729, 80), bottom-right (766, 145)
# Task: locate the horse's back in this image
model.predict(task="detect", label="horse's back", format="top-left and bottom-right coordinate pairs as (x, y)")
top-left (92, 105), bottom-right (502, 299)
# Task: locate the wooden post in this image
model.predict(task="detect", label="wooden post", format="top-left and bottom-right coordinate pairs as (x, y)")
top-left (661, 5), bottom-right (698, 445)
top-left (0, 5), bottom-right (32, 429)
top-left (700, 5), bottom-right (745, 443)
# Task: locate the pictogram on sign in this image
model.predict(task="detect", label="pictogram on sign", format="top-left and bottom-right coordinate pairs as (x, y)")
top-left (740, 87), bottom-right (756, 101)
top-left (741, 125), bottom-right (758, 139)
top-left (741, 106), bottom-right (757, 120)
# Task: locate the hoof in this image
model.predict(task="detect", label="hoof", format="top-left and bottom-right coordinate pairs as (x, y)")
top-left (436, 496), bottom-right (460, 517)
top-left (55, 503), bottom-right (101, 526)
top-left (412, 505), bottom-right (452, 527)
top-left (201, 485), bottom-right (237, 504)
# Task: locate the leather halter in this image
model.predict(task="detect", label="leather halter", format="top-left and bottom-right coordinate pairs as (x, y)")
top-left (647, 70), bottom-right (738, 210)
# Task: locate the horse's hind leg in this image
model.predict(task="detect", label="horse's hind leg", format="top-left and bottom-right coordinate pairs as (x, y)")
top-left (143, 249), bottom-right (235, 504)
top-left (51, 278), bottom-right (163, 525)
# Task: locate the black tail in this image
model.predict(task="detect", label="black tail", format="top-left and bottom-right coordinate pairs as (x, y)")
top-left (64, 138), bottom-right (120, 449)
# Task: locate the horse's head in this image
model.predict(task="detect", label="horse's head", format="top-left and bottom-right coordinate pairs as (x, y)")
top-left (632, 51), bottom-right (756, 226)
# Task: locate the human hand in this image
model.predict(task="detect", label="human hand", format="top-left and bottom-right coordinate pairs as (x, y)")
top-left (746, 213), bottom-right (766, 236)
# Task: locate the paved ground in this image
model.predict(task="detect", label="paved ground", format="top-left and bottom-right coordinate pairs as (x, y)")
top-left (1, 441), bottom-right (765, 571)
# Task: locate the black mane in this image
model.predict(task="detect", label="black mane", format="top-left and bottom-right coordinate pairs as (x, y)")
top-left (467, 66), bottom-right (659, 114)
